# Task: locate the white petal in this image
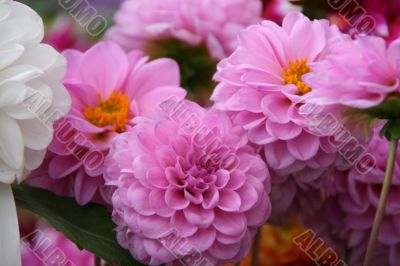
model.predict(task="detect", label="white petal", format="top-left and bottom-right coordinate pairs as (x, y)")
top-left (0, 64), bottom-right (42, 86)
top-left (18, 118), bottom-right (53, 150)
top-left (0, 22), bottom-right (24, 45)
top-left (0, 43), bottom-right (23, 71)
top-left (14, 43), bottom-right (63, 73)
top-left (0, 3), bottom-right (11, 23)
top-left (0, 82), bottom-right (28, 108)
top-left (2, 82), bottom-right (52, 120)
top-left (0, 111), bottom-right (23, 169)
top-left (24, 148), bottom-right (46, 171)
top-left (6, 1), bottom-right (44, 43)
top-left (0, 159), bottom-right (16, 184)
top-left (0, 183), bottom-right (22, 266)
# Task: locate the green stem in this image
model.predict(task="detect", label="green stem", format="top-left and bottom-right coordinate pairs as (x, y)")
top-left (364, 138), bottom-right (398, 266)
top-left (251, 228), bottom-right (262, 266)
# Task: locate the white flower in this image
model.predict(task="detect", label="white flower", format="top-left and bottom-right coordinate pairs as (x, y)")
top-left (0, 0), bottom-right (71, 183)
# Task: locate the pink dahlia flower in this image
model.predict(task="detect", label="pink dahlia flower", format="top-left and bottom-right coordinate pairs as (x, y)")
top-left (107, 0), bottom-right (262, 60)
top-left (303, 130), bottom-right (400, 266)
top-left (105, 99), bottom-right (271, 265)
top-left (27, 41), bottom-right (186, 205)
top-left (21, 222), bottom-right (94, 266)
top-left (304, 36), bottom-right (400, 110)
top-left (211, 11), bottom-right (349, 221)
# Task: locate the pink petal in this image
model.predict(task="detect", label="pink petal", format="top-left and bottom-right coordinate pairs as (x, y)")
top-left (236, 183), bottom-right (258, 212)
top-left (147, 167), bottom-right (169, 188)
top-left (265, 121), bottom-right (302, 140)
top-left (125, 58), bottom-right (180, 99)
top-left (49, 155), bottom-right (82, 178)
top-left (128, 183), bottom-right (155, 216)
top-left (149, 190), bottom-right (174, 218)
top-left (209, 241), bottom-right (241, 260)
top-left (80, 41), bottom-right (128, 98)
top-left (165, 187), bottom-right (190, 210)
top-left (74, 168), bottom-right (99, 205)
top-left (171, 211), bottom-right (198, 237)
top-left (202, 186), bottom-right (220, 209)
top-left (136, 86), bottom-right (187, 117)
top-left (264, 141), bottom-right (296, 170)
top-left (213, 211), bottom-right (246, 236)
top-left (187, 228), bottom-right (217, 252)
top-left (183, 204), bottom-right (215, 228)
top-left (286, 131), bottom-right (320, 160)
top-left (215, 169), bottom-right (230, 188)
top-left (218, 189), bottom-right (241, 212)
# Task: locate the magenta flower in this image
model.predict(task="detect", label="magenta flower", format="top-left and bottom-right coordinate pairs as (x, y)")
top-left (27, 41), bottom-right (186, 205)
top-left (211, 11), bottom-right (349, 221)
top-left (107, 0), bottom-right (262, 60)
top-left (22, 222), bottom-right (95, 266)
top-left (262, 0), bottom-right (301, 24)
top-left (43, 16), bottom-right (91, 53)
top-left (304, 36), bottom-right (400, 110)
top-left (105, 100), bottom-right (271, 265)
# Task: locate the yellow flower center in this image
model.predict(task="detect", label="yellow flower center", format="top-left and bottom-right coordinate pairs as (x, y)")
top-left (83, 91), bottom-right (131, 133)
top-left (283, 59), bottom-right (312, 95)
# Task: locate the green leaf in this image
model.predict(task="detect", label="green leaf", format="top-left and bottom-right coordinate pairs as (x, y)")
top-left (363, 95), bottom-right (400, 120)
top-left (13, 185), bottom-right (144, 266)
top-left (380, 119), bottom-right (400, 141)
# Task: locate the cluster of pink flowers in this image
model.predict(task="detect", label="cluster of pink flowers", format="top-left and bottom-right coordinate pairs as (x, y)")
top-left (28, 41), bottom-right (186, 205)
top-left (23, 0), bottom-right (400, 264)
top-left (212, 11), bottom-right (351, 222)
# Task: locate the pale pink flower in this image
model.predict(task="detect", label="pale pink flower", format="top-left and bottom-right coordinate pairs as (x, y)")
top-left (211, 11), bottom-right (349, 221)
top-left (27, 41), bottom-right (186, 205)
top-left (105, 100), bottom-right (271, 265)
top-left (21, 222), bottom-right (95, 266)
top-left (107, 0), bottom-right (262, 60)
top-left (304, 36), bottom-right (400, 110)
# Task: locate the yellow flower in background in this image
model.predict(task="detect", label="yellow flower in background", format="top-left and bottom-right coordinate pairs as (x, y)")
top-left (226, 221), bottom-right (318, 266)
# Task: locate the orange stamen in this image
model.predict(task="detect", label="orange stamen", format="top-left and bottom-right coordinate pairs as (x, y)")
top-left (83, 91), bottom-right (131, 133)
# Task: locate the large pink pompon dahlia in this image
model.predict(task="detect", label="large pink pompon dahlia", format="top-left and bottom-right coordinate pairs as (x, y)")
top-left (27, 41), bottom-right (186, 205)
top-left (105, 99), bottom-right (271, 265)
top-left (211, 12), bottom-right (350, 221)
top-left (107, 0), bottom-right (262, 60)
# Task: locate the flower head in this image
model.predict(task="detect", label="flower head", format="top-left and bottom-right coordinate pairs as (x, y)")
top-left (105, 100), bottom-right (271, 265)
top-left (107, 0), bottom-right (262, 101)
top-left (107, 0), bottom-right (262, 60)
top-left (27, 41), bottom-right (186, 205)
top-left (211, 11), bottom-right (349, 221)
top-left (43, 16), bottom-right (91, 53)
top-left (302, 129), bottom-right (400, 266)
top-left (0, 0), bottom-right (71, 183)
top-left (304, 36), bottom-right (400, 110)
